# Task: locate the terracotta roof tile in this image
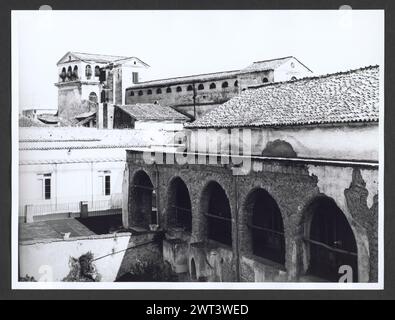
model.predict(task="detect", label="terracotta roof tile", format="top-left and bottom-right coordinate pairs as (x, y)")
top-left (116, 103), bottom-right (189, 121)
top-left (186, 66), bottom-right (379, 129)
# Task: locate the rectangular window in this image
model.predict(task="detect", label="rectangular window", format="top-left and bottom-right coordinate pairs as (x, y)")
top-left (132, 72), bottom-right (139, 84)
top-left (104, 175), bottom-right (111, 196)
top-left (39, 173), bottom-right (52, 200)
top-left (44, 178), bottom-right (51, 199)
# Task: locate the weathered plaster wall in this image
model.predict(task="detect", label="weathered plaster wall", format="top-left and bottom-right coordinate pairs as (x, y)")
top-left (188, 123), bottom-right (379, 162)
top-left (19, 233), bottom-right (132, 282)
top-left (57, 84), bottom-right (86, 120)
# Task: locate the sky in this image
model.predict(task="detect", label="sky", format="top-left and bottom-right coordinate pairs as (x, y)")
top-left (13, 10), bottom-right (384, 111)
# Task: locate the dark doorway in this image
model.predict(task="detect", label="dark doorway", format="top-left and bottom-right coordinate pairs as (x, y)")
top-left (247, 189), bottom-right (285, 265)
top-left (168, 177), bottom-right (192, 232)
top-left (190, 258), bottom-right (197, 281)
top-left (306, 197), bottom-right (358, 282)
top-left (202, 182), bottom-right (232, 246)
top-left (131, 171), bottom-right (156, 228)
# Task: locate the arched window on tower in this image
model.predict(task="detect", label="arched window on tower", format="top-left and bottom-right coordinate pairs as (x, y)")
top-left (147, 89), bottom-right (152, 95)
top-left (72, 66), bottom-right (79, 80)
top-left (156, 88), bottom-right (162, 94)
top-left (209, 83), bottom-right (216, 89)
top-left (262, 77), bottom-right (269, 83)
top-left (60, 67), bottom-right (67, 82)
top-left (187, 85), bottom-right (193, 91)
top-left (176, 86), bottom-right (182, 92)
top-left (138, 90), bottom-right (143, 96)
top-left (166, 87), bottom-right (172, 93)
top-left (234, 80), bottom-right (239, 87)
top-left (198, 84), bottom-right (204, 90)
top-left (85, 65), bottom-right (92, 80)
top-left (130, 91), bottom-right (135, 96)
top-left (67, 66), bottom-right (73, 80)
top-left (222, 81), bottom-right (229, 88)
top-left (94, 66), bottom-right (100, 77)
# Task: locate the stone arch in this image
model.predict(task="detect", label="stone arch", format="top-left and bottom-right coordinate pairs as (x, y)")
top-left (129, 169), bottom-right (156, 229)
top-left (166, 176), bottom-right (192, 232)
top-left (209, 83), bottom-right (216, 89)
top-left (221, 81), bottom-right (228, 88)
top-left (301, 195), bottom-right (359, 282)
top-left (199, 180), bottom-right (232, 247)
top-left (198, 84), bottom-right (204, 90)
top-left (241, 187), bottom-right (286, 265)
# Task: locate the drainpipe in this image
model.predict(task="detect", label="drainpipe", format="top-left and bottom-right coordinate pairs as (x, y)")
top-left (154, 163), bottom-right (160, 226)
top-left (234, 174), bottom-right (240, 281)
top-left (192, 83), bottom-right (197, 120)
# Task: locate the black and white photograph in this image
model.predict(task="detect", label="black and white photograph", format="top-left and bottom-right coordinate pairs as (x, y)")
top-left (11, 8), bottom-right (384, 289)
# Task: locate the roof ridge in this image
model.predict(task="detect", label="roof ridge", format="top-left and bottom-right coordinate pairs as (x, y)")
top-left (247, 65), bottom-right (379, 90)
top-left (132, 69), bottom-right (241, 86)
top-left (251, 56), bottom-right (293, 64)
top-left (71, 51), bottom-right (129, 58)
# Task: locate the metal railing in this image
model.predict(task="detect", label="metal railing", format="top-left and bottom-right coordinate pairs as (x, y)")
top-left (22, 193), bottom-right (123, 221)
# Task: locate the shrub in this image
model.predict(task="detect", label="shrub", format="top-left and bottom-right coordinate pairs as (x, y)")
top-left (63, 252), bottom-right (102, 282)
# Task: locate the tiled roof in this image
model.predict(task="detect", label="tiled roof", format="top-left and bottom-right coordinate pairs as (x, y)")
top-left (75, 111), bottom-right (97, 119)
top-left (116, 104), bottom-right (189, 121)
top-left (57, 52), bottom-right (150, 67)
top-left (126, 57), bottom-right (300, 90)
top-left (19, 127), bottom-right (179, 151)
top-left (241, 56), bottom-right (293, 73)
top-left (186, 66), bottom-right (379, 129)
top-left (70, 52), bottom-right (129, 63)
top-left (19, 115), bottom-right (46, 127)
top-left (127, 70), bottom-right (240, 89)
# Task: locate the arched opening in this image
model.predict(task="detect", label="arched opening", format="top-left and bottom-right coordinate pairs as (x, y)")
top-left (305, 197), bottom-right (358, 282)
top-left (201, 181), bottom-right (232, 246)
top-left (138, 90), bottom-right (143, 96)
top-left (222, 81), bottom-right (229, 88)
top-left (130, 91), bottom-right (135, 96)
top-left (147, 89), bottom-right (152, 95)
top-left (198, 84), bottom-right (204, 90)
top-left (245, 188), bottom-right (285, 265)
top-left (176, 86), bottom-right (182, 92)
top-left (190, 258), bottom-right (197, 280)
top-left (67, 66), bottom-right (73, 80)
top-left (60, 67), bottom-right (66, 82)
top-left (234, 80), bottom-right (239, 87)
top-left (262, 77), bottom-right (269, 83)
top-left (167, 177), bottom-right (192, 232)
top-left (156, 88), bottom-right (162, 94)
top-left (72, 65), bottom-right (79, 80)
top-left (187, 85), bottom-right (193, 91)
top-left (291, 76), bottom-right (297, 81)
top-left (94, 66), bottom-right (100, 77)
top-left (85, 65), bottom-right (92, 79)
top-left (209, 83), bottom-right (216, 89)
top-left (166, 87), bottom-right (172, 93)
top-left (130, 171), bottom-right (157, 229)
top-left (88, 92), bottom-right (98, 105)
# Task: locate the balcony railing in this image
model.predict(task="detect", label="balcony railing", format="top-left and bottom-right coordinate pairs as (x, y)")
top-left (22, 193), bottom-right (123, 222)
